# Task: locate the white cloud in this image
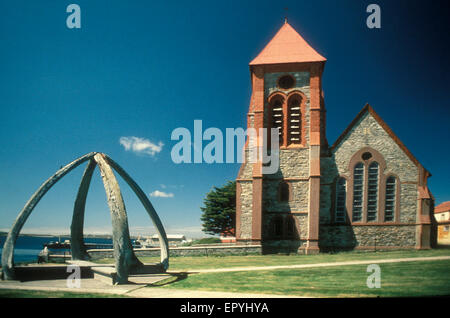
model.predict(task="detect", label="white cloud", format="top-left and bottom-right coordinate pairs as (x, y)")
top-left (149, 190), bottom-right (174, 198)
top-left (119, 136), bottom-right (164, 156)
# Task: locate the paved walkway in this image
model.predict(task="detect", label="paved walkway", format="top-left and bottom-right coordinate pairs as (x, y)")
top-left (0, 278), bottom-right (295, 298)
top-left (1, 255), bottom-right (449, 298)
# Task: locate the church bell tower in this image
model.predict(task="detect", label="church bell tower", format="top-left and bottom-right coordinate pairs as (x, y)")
top-left (236, 21), bottom-right (328, 254)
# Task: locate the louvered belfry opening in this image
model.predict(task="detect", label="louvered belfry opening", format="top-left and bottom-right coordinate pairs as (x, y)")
top-left (271, 97), bottom-right (284, 145)
top-left (287, 96), bottom-right (302, 145)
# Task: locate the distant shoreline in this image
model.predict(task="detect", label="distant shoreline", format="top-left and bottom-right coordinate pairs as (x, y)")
top-left (0, 232), bottom-right (113, 239)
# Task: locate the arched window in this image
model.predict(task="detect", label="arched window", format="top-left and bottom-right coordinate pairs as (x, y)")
top-left (268, 92), bottom-right (304, 147)
top-left (384, 176), bottom-right (397, 221)
top-left (270, 98), bottom-right (284, 145)
top-left (352, 163), bottom-right (364, 222)
top-left (278, 181), bottom-right (290, 202)
top-left (272, 216), bottom-right (283, 238)
top-left (367, 162), bottom-right (379, 222)
top-left (286, 216), bottom-right (296, 238)
top-left (287, 96), bottom-right (301, 145)
top-left (335, 177), bottom-right (347, 223)
top-left (350, 149), bottom-right (393, 224)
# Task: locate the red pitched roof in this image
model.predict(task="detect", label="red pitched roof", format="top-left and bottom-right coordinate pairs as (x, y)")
top-left (435, 201), bottom-right (450, 213)
top-left (250, 21), bottom-right (326, 65)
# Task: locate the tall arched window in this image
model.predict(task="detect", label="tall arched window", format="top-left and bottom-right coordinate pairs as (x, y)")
top-left (384, 176), bottom-right (397, 221)
top-left (272, 216), bottom-right (283, 238)
top-left (335, 177), bottom-right (347, 223)
top-left (287, 96), bottom-right (301, 145)
top-left (352, 163), bottom-right (364, 222)
top-left (367, 162), bottom-right (379, 222)
top-left (349, 149), bottom-right (394, 224)
top-left (268, 91), bottom-right (305, 147)
top-left (271, 98), bottom-right (284, 145)
top-left (286, 216), bottom-right (296, 238)
top-left (278, 181), bottom-right (290, 202)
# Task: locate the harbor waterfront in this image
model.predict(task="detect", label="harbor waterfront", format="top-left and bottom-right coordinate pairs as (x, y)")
top-left (0, 235), bottom-right (114, 264)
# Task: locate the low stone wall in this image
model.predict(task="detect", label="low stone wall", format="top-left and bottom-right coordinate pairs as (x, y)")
top-left (261, 240), bottom-right (307, 254)
top-left (86, 244), bottom-right (262, 260)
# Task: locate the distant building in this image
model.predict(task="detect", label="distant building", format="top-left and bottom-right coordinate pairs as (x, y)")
top-left (220, 228), bottom-right (236, 243)
top-left (150, 234), bottom-right (186, 245)
top-left (435, 202), bottom-right (450, 244)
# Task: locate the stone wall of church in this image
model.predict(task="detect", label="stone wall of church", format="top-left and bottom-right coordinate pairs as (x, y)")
top-left (261, 213), bottom-right (309, 239)
top-left (238, 181), bottom-right (253, 239)
top-left (319, 156), bottom-right (336, 224)
top-left (261, 212), bottom-right (308, 253)
top-left (295, 214), bottom-right (309, 239)
top-left (278, 149), bottom-right (310, 178)
top-left (262, 179), bottom-right (309, 212)
top-left (238, 150), bottom-right (254, 179)
top-left (319, 111), bottom-right (421, 249)
top-left (319, 225), bottom-right (417, 249)
top-left (399, 183), bottom-right (419, 223)
top-left (264, 71), bottom-right (310, 96)
top-left (237, 148), bottom-right (255, 240)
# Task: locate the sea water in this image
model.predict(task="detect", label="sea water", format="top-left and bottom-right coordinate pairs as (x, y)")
top-left (0, 235), bottom-right (113, 264)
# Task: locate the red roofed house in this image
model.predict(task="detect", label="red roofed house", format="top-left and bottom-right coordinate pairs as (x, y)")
top-left (235, 21), bottom-right (437, 253)
top-left (220, 228), bottom-right (236, 243)
top-left (435, 202), bottom-right (450, 244)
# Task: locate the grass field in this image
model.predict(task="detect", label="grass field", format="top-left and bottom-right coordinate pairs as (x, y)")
top-left (156, 259), bottom-right (450, 297)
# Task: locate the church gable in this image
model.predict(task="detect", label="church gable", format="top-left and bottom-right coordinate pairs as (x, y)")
top-left (319, 104), bottom-right (431, 230)
top-left (331, 104), bottom-right (420, 183)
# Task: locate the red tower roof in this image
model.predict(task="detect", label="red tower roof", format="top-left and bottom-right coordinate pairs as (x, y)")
top-left (250, 21), bottom-right (326, 66)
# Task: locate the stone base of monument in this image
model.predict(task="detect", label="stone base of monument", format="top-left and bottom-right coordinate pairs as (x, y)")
top-left (68, 260), bottom-right (167, 285)
top-left (3, 261), bottom-right (169, 286)
top-left (3, 264), bottom-right (94, 281)
top-left (91, 266), bottom-right (170, 285)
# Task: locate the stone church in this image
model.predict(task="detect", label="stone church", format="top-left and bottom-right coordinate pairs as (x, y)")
top-left (235, 21), bottom-right (436, 253)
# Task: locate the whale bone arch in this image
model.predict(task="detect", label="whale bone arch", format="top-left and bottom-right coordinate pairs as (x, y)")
top-left (1, 152), bottom-right (169, 284)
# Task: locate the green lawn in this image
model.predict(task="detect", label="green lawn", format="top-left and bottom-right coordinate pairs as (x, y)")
top-left (94, 248), bottom-right (450, 271)
top-left (157, 259), bottom-right (450, 297)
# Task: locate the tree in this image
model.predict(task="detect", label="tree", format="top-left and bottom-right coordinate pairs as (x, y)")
top-left (200, 181), bottom-right (236, 236)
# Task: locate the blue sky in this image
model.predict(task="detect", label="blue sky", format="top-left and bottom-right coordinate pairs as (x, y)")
top-left (0, 0), bottom-right (449, 238)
